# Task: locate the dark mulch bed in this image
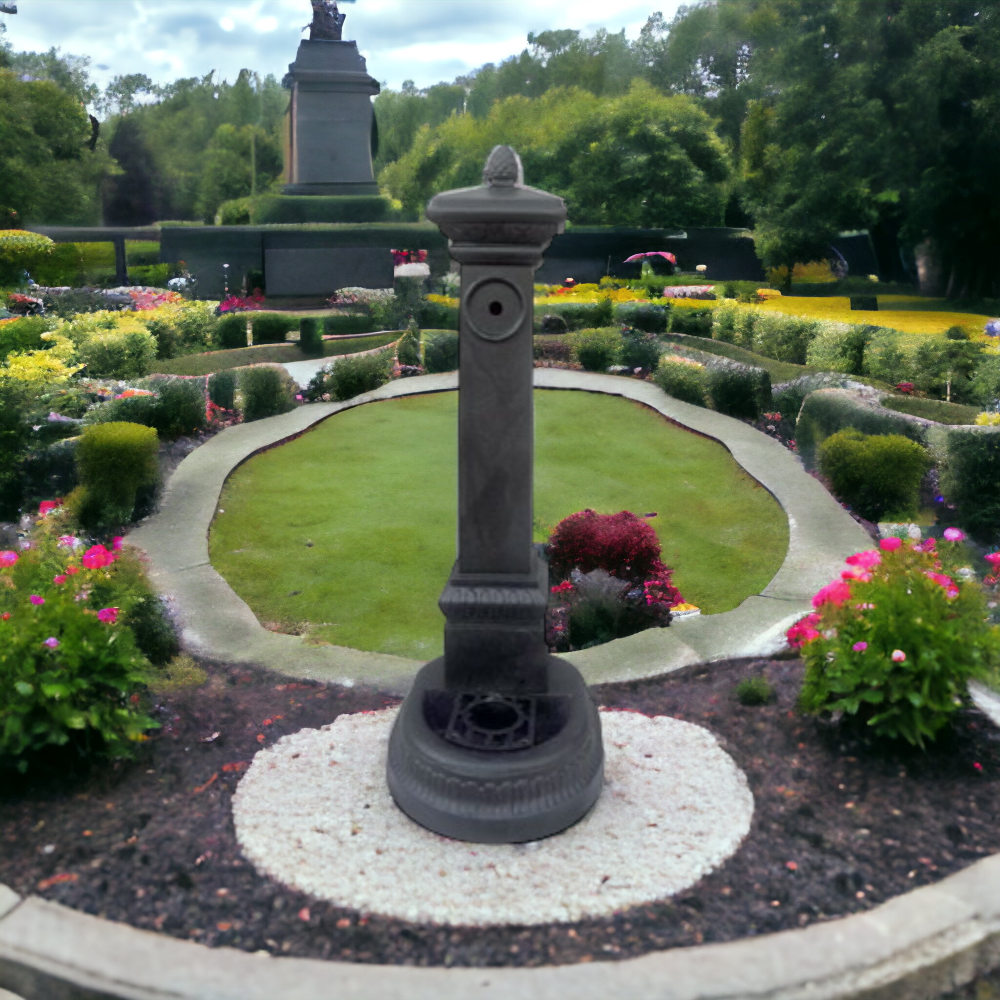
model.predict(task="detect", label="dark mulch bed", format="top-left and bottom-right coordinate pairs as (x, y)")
top-left (2, 655), bottom-right (999, 968)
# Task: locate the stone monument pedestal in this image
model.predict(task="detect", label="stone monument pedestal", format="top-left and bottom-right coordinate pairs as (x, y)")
top-left (282, 40), bottom-right (380, 196)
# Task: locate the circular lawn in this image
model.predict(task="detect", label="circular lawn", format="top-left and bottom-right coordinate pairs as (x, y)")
top-left (209, 390), bottom-right (788, 659)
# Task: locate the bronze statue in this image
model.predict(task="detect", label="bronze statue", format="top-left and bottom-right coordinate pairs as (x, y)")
top-left (308, 0), bottom-right (346, 41)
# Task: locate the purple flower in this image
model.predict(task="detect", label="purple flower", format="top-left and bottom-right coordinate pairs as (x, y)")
top-left (43, 637), bottom-right (59, 649)
top-left (29, 595), bottom-right (44, 606)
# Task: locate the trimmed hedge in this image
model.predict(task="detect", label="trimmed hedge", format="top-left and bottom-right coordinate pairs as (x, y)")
top-left (251, 313), bottom-right (298, 345)
top-left (299, 317), bottom-right (323, 357)
top-left (654, 357), bottom-right (707, 406)
top-left (818, 428), bottom-right (931, 521)
top-left (87, 378), bottom-right (206, 440)
top-left (215, 313), bottom-right (249, 350)
top-left (613, 302), bottom-right (669, 333)
top-left (795, 389), bottom-right (927, 469)
top-left (74, 422), bottom-right (159, 530)
top-left (668, 305), bottom-right (714, 337)
top-left (208, 370), bottom-right (236, 410)
top-left (620, 329), bottom-right (661, 371)
top-left (324, 314), bottom-right (376, 337)
top-left (941, 431), bottom-right (1000, 546)
top-left (252, 195), bottom-right (395, 225)
top-left (532, 298), bottom-right (614, 332)
top-left (424, 331), bottom-right (459, 373)
top-left (238, 365), bottom-right (298, 422)
top-left (418, 298), bottom-right (459, 330)
top-left (76, 330), bottom-right (157, 381)
top-left (706, 364), bottom-right (770, 420)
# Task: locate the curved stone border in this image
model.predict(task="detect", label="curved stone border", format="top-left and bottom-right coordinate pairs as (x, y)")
top-left (125, 369), bottom-right (870, 693)
top-left (2, 856), bottom-right (1000, 1000)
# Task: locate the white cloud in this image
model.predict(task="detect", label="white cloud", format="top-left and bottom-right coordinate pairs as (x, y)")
top-left (2, 0), bottom-right (681, 95)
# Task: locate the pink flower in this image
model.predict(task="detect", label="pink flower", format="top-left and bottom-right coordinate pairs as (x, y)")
top-left (912, 538), bottom-right (937, 553)
top-left (880, 537), bottom-right (902, 552)
top-left (66, 565), bottom-right (79, 576)
top-left (812, 580), bottom-right (852, 609)
top-left (53, 575), bottom-right (67, 585)
top-left (786, 612), bottom-right (822, 648)
top-left (29, 595), bottom-right (44, 606)
top-left (42, 637), bottom-right (59, 649)
top-left (846, 550), bottom-right (881, 570)
top-left (943, 527), bottom-right (966, 542)
top-left (852, 641), bottom-right (868, 652)
top-left (112, 536), bottom-right (124, 551)
top-left (57, 535), bottom-right (79, 550)
top-left (891, 649), bottom-right (906, 662)
top-left (97, 607), bottom-right (119, 625)
top-left (986, 553), bottom-right (1000, 571)
top-left (0, 550), bottom-right (18, 568)
top-left (82, 545), bottom-right (114, 569)
top-left (926, 571), bottom-right (957, 594)
top-left (841, 566), bottom-right (872, 582)
top-left (38, 498), bottom-right (63, 516)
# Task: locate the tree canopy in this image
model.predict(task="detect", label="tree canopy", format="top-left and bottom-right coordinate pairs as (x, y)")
top-left (379, 80), bottom-right (732, 228)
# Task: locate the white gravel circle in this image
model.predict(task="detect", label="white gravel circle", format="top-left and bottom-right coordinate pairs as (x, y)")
top-left (232, 708), bottom-right (753, 926)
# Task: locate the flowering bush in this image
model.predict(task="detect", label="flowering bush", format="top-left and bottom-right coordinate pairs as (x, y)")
top-left (662, 285), bottom-right (716, 300)
top-left (216, 290), bottom-right (265, 315)
top-left (128, 288), bottom-right (182, 312)
top-left (975, 411), bottom-right (1000, 426)
top-left (0, 519), bottom-right (161, 771)
top-left (6, 293), bottom-right (45, 316)
top-left (792, 533), bottom-right (1000, 746)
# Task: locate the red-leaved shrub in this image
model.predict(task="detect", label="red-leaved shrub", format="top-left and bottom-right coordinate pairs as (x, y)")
top-left (547, 509), bottom-right (667, 584)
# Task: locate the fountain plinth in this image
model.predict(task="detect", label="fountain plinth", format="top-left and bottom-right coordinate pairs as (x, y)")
top-left (385, 146), bottom-right (605, 844)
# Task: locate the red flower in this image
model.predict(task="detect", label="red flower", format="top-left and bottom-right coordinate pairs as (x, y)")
top-left (812, 580), bottom-right (852, 609)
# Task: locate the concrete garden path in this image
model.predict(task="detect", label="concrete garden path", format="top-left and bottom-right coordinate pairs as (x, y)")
top-left (126, 368), bottom-right (871, 694)
top-left (3, 373), bottom-right (1000, 999)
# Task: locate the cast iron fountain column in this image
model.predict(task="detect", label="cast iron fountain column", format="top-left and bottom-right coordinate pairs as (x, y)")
top-left (386, 146), bottom-right (605, 844)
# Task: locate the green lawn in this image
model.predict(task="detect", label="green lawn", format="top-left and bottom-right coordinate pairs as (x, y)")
top-left (210, 390), bottom-right (788, 660)
top-left (150, 334), bottom-right (397, 376)
top-left (881, 395), bottom-right (980, 425)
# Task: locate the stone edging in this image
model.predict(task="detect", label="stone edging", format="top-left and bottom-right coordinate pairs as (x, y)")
top-left (2, 856), bottom-right (1000, 999)
top-left (125, 369), bottom-right (871, 694)
top-left (2, 373), bottom-right (998, 999)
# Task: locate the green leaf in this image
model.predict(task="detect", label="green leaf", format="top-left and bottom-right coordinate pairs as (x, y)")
top-left (14, 681), bottom-right (34, 696)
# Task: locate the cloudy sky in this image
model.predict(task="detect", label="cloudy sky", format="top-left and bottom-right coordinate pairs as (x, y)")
top-left (1, 0), bottom-right (681, 95)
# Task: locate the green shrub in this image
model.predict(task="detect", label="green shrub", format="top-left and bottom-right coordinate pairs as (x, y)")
top-left (0, 230), bottom-right (54, 285)
top-left (533, 299), bottom-right (613, 332)
top-left (324, 349), bottom-right (394, 401)
top-left (539, 313), bottom-right (569, 335)
top-left (818, 428), bottom-right (930, 521)
top-left (0, 316), bottom-right (50, 362)
top-left (736, 676), bottom-right (774, 705)
top-left (142, 378), bottom-right (206, 438)
top-left (217, 196), bottom-right (254, 225)
top-left (613, 302), bottom-right (669, 334)
top-left (705, 363), bottom-right (771, 419)
top-left (324, 313), bottom-right (375, 337)
top-left (238, 365), bottom-right (298, 422)
top-left (941, 430), bottom-right (1000, 545)
top-left (668, 305), bottom-right (714, 336)
top-left (862, 328), bottom-right (908, 386)
top-left (417, 298), bottom-right (459, 330)
top-left (881, 396), bottom-right (979, 425)
top-left (0, 588), bottom-right (156, 772)
top-left (75, 422), bottom-right (160, 530)
top-left (795, 537), bottom-right (1000, 747)
top-left (534, 336), bottom-right (573, 363)
top-left (721, 281), bottom-right (764, 302)
top-left (299, 317), bottom-right (323, 357)
top-left (424, 331), bottom-right (460, 373)
top-left (208, 370), bottom-right (236, 410)
top-left (795, 388), bottom-right (927, 468)
top-left (749, 312), bottom-right (819, 365)
top-left (145, 303), bottom-right (216, 361)
top-left (396, 328), bottom-right (421, 367)
top-left (805, 322), bottom-right (876, 375)
top-left (251, 313), bottom-right (297, 345)
top-left (570, 327), bottom-right (622, 371)
top-left (30, 242), bottom-right (86, 286)
top-left (215, 313), bottom-right (249, 350)
top-left (19, 438), bottom-right (79, 510)
top-left (970, 356), bottom-right (1000, 409)
top-left (654, 356), bottom-right (707, 406)
top-left (620, 330), bottom-right (661, 371)
top-left (75, 329), bottom-right (157, 380)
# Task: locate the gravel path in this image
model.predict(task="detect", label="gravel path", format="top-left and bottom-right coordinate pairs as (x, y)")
top-left (231, 707), bottom-right (754, 926)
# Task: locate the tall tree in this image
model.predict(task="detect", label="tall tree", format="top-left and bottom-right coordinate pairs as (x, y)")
top-left (103, 115), bottom-right (160, 226)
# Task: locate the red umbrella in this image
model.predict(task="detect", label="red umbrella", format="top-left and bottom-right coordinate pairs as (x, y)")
top-left (624, 251), bottom-right (677, 264)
